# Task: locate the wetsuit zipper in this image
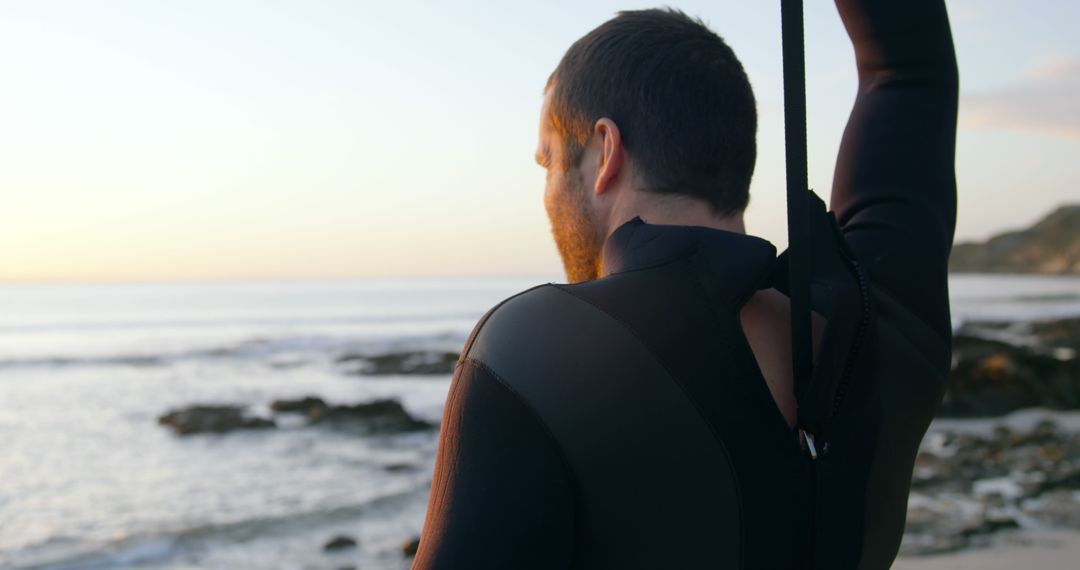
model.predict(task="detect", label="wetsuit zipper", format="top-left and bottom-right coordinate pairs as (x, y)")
top-left (809, 453), bottom-right (818, 570)
top-left (809, 244), bottom-right (870, 569)
top-left (828, 250), bottom-right (873, 423)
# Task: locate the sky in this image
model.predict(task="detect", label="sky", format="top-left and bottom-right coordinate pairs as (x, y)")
top-left (1, 0), bottom-right (1077, 282)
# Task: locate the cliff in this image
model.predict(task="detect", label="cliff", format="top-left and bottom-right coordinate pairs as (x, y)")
top-left (950, 205), bottom-right (1080, 274)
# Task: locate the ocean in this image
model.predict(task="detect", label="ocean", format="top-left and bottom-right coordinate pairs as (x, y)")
top-left (2, 274), bottom-right (1080, 569)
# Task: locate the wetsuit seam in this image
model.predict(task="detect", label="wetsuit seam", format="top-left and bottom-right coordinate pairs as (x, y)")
top-left (460, 356), bottom-right (580, 555)
top-left (550, 282), bottom-right (746, 567)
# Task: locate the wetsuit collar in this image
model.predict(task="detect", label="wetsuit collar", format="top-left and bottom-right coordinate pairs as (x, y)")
top-left (601, 216), bottom-right (778, 298)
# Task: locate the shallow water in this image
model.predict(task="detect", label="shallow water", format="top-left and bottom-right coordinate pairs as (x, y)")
top-left (1, 274), bottom-right (1078, 569)
top-left (948, 273), bottom-right (1080, 324)
top-left (0, 277), bottom-right (537, 569)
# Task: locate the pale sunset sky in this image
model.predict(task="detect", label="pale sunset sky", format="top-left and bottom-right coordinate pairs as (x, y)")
top-left (1, 0), bottom-right (1077, 282)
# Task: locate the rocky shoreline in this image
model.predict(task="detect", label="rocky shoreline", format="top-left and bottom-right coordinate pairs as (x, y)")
top-left (336, 350), bottom-right (460, 376)
top-left (944, 317), bottom-right (1080, 416)
top-left (153, 315), bottom-right (1080, 562)
top-left (904, 417), bottom-right (1080, 555)
top-left (159, 396), bottom-right (434, 436)
top-left (157, 313), bottom-right (1080, 431)
top-left (156, 348), bottom-right (462, 436)
top-left (157, 392), bottom-right (434, 565)
top-left (903, 313), bottom-right (1080, 556)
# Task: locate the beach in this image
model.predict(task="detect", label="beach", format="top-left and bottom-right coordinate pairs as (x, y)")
top-left (2, 274), bottom-right (1080, 569)
top-left (895, 530), bottom-right (1080, 569)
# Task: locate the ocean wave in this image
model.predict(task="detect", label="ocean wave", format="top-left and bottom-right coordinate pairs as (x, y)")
top-left (1012, 293), bottom-right (1080, 303)
top-left (0, 355), bottom-right (167, 369)
top-left (0, 331), bottom-right (468, 371)
top-left (0, 311), bottom-right (483, 334)
top-left (11, 484), bottom-right (428, 570)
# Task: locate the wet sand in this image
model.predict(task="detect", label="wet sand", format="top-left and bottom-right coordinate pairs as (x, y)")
top-left (893, 530), bottom-right (1080, 570)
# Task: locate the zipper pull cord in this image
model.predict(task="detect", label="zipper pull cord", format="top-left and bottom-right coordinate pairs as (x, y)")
top-left (800, 428), bottom-right (818, 460)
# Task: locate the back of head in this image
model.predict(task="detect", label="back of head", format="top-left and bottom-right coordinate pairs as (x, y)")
top-left (548, 8), bottom-right (757, 216)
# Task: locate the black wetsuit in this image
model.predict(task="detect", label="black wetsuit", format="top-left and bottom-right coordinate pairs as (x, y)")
top-left (413, 0), bottom-right (957, 568)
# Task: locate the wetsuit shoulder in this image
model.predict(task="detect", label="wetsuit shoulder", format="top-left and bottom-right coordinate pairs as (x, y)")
top-left (458, 281), bottom-right (750, 568)
top-left (459, 283), bottom-right (574, 365)
top-left (412, 285), bottom-right (575, 569)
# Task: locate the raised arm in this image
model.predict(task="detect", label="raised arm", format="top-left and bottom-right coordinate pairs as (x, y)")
top-left (412, 358), bottom-right (574, 569)
top-left (830, 0), bottom-right (959, 339)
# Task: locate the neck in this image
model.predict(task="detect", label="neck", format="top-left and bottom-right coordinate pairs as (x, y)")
top-left (604, 192), bottom-right (746, 238)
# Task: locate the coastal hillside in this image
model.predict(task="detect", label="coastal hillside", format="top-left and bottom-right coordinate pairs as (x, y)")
top-left (950, 205), bottom-right (1080, 274)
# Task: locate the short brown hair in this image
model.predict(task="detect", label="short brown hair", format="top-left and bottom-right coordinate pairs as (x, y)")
top-left (548, 8), bottom-right (757, 215)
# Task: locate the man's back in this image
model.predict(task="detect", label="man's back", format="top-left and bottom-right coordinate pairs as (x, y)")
top-left (414, 0), bottom-right (957, 567)
top-left (418, 222), bottom-right (813, 568)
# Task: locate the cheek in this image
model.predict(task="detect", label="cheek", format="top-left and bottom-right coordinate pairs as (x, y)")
top-left (543, 170), bottom-right (563, 213)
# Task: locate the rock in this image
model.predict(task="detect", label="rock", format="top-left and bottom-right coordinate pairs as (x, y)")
top-left (268, 359), bottom-right (307, 369)
top-left (307, 399), bottom-right (434, 433)
top-left (402, 536), bottom-right (420, 557)
top-left (384, 462), bottom-right (416, 472)
top-left (270, 396), bottom-right (328, 413)
top-left (969, 512), bottom-right (1021, 535)
top-left (157, 405), bottom-right (274, 435)
top-left (1025, 490), bottom-right (1080, 528)
top-left (903, 420), bottom-right (1080, 555)
top-left (901, 497), bottom-right (979, 555)
top-left (901, 492), bottom-right (1027, 557)
top-left (337, 351), bottom-right (459, 376)
top-left (940, 329), bottom-right (1080, 416)
top-left (1012, 419), bottom-right (1059, 445)
top-left (268, 395), bottom-right (434, 433)
top-left (1029, 318), bottom-right (1080, 350)
top-left (323, 535), bottom-right (358, 551)
top-left (973, 477), bottom-right (1025, 501)
top-left (1034, 450), bottom-right (1080, 495)
top-left (899, 530), bottom-right (971, 557)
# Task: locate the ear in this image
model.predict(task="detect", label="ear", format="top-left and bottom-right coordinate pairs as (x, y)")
top-left (593, 118), bottom-right (624, 196)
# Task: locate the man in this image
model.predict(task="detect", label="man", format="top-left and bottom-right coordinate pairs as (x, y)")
top-left (415, 0), bottom-right (957, 568)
